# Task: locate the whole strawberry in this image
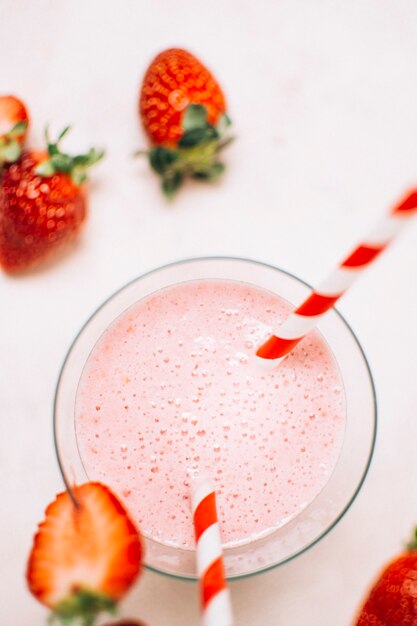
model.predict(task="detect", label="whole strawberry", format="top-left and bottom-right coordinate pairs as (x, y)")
top-left (0, 95), bottom-right (29, 166)
top-left (0, 127), bottom-right (103, 272)
top-left (354, 528), bottom-right (417, 625)
top-left (139, 48), bottom-right (232, 197)
top-left (27, 482), bottom-right (143, 626)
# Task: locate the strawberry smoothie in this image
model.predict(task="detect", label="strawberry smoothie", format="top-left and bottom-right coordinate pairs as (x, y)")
top-left (75, 280), bottom-right (346, 549)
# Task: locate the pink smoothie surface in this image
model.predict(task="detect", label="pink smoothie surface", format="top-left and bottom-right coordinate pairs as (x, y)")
top-left (75, 280), bottom-right (346, 548)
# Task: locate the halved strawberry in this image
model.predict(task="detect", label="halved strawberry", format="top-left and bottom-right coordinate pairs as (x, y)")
top-left (0, 95), bottom-right (29, 166)
top-left (27, 482), bottom-right (143, 626)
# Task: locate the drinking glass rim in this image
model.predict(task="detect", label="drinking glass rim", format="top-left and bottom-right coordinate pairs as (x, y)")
top-left (53, 255), bottom-right (377, 581)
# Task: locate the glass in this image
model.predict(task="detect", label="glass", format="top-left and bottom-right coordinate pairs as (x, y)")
top-left (54, 257), bottom-right (377, 580)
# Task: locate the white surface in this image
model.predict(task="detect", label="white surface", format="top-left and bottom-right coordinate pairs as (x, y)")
top-left (1, 1), bottom-right (417, 624)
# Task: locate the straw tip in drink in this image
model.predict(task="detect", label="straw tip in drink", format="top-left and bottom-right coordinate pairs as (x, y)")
top-left (255, 354), bottom-right (282, 370)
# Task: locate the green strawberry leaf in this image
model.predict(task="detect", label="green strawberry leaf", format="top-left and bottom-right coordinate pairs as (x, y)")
top-left (71, 167), bottom-right (88, 186)
top-left (192, 162), bottom-right (225, 180)
top-left (182, 104), bottom-right (208, 132)
top-left (149, 146), bottom-right (179, 174)
top-left (0, 140), bottom-right (21, 163)
top-left (51, 153), bottom-right (74, 172)
top-left (50, 589), bottom-right (117, 626)
top-left (57, 126), bottom-right (71, 141)
top-left (216, 113), bottom-right (232, 136)
top-left (7, 120), bottom-right (28, 138)
top-left (178, 125), bottom-right (219, 148)
top-left (73, 148), bottom-right (105, 168)
top-left (46, 125), bottom-right (71, 152)
top-left (36, 127), bottom-right (104, 184)
top-left (162, 170), bottom-right (184, 197)
top-left (35, 160), bottom-right (56, 177)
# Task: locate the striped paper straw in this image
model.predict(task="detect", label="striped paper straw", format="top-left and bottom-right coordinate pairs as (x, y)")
top-left (257, 189), bottom-right (417, 366)
top-left (192, 478), bottom-right (233, 626)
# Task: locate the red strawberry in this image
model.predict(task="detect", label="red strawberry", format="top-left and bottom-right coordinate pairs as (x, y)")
top-left (0, 127), bottom-right (103, 272)
top-left (0, 95), bottom-right (29, 166)
top-left (139, 48), bottom-right (232, 197)
top-left (27, 482), bottom-right (143, 626)
top-left (354, 528), bottom-right (417, 625)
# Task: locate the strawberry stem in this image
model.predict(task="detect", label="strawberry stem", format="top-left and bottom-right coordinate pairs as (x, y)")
top-left (36, 127), bottom-right (105, 185)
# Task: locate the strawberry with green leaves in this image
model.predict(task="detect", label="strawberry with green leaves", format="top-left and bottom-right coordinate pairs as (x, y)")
top-left (0, 126), bottom-right (103, 272)
top-left (27, 482), bottom-right (143, 626)
top-left (354, 527), bottom-right (417, 625)
top-left (0, 95), bottom-right (29, 167)
top-left (139, 48), bottom-right (232, 197)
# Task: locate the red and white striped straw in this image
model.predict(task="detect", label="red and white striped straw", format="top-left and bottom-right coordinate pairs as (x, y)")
top-left (192, 478), bottom-right (233, 626)
top-left (256, 189), bottom-right (417, 366)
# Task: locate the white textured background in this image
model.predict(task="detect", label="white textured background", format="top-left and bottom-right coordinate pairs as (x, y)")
top-left (1, 1), bottom-right (417, 624)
